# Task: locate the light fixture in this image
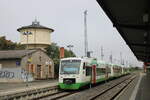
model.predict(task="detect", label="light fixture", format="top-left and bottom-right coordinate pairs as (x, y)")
top-left (144, 32), bottom-right (148, 37)
top-left (143, 13), bottom-right (149, 23)
top-left (23, 31), bottom-right (32, 35)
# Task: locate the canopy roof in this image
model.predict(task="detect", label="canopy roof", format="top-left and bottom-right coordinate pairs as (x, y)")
top-left (97, 0), bottom-right (150, 62)
top-left (0, 50), bottom-right (36, 60)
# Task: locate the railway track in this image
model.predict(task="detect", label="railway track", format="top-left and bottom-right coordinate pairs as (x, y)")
top-left (56, 74), bottom-right (136, 100)
top-left (0, 86), bottom-right (59, 100)
top-left (89, 75), bottom-right (136, 100)
top-left (0, 74), bottom-right (136, 100)
top-left (38, 91), bottom-right (76, 100)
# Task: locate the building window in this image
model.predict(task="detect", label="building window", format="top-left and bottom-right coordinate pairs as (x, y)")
top-left (30, 64), bottom-right (34, 73)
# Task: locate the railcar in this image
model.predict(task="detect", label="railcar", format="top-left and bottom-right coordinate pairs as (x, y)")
top-left (58, 57), bottom-right (126, 90)
top-left (146, 66), bottom-right (150, 73)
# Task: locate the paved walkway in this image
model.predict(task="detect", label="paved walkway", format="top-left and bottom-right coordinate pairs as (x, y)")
top-left (113, 72), bottom-right (150, 100)
top-left (0, 79), bottom-right (58, 96)
top-left (135, 73), bottom-right (150, 100)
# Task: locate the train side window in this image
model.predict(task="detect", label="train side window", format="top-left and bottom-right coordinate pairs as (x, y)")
top-left (83, 62), bottom-right (86, 69)
top-left (106, 67), bottom-right (111, 73)
top-left (86, 67), bottom-right (92, 76)
top-left (96, 68), bottom-right (106, 76)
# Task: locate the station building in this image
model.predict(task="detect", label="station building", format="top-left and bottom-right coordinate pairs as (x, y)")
top-left (0, 49), bottom-right (54, 82)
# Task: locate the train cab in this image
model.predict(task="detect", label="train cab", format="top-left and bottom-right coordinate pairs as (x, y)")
top-left (59, 57), bottom-right (98, 90)
top-left (59, 58), bottom-right (82, 89)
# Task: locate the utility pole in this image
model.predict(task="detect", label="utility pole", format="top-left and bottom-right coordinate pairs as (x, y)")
top-left (110, 51), bottom-right (113, 63)
top-left (101, 46), bottom-right (104, 60)
top-left (84, 10), bottom-right (88, 57)
top-left (120, 52), bottom-right (122, 65)
top-left (23, 31), bottom-right (32, 49)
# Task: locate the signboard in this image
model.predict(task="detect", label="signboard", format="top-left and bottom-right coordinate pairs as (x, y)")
top-left (27, 57), bottom-right (32, 63)
top-left (16, 61), bottom-right (21, 66)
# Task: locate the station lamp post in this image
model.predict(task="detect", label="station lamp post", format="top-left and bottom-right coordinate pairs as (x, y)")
top-left (23, 31), bottom-right (32, 87)
top-left (23, 31), bottom-right (32, 49)
top-left (67, 45), bottom-right (74, 51)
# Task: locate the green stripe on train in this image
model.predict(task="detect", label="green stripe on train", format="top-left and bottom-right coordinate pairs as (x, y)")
top-left (59, 82), bottom-right (89, 90)
top-left (96, 77), bottom-right (106, 83)
top-left (59, 77), bottom-right (107, 89)
top-left (59, 75), bottom-right (124, 90)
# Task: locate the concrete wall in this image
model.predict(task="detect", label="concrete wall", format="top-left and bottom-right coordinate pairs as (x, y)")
top-left (0, 59), bottom-right (21, 68)
top-left (0, 67), bottom-right (33, 82)
top-left (19, 28), bottom-right (52, 49)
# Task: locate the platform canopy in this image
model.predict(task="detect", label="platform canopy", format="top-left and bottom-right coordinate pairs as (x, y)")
top-left (97, 0), bottom-right (150, 62)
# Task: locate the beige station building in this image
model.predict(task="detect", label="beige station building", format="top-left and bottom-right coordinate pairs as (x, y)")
top-left (17, 20), bottom-right (54, 49)
top-left (0, 49), bottom-right (54, 82)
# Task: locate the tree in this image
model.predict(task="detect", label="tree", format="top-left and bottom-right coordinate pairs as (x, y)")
top-left (64, 49), bottom-right (76, 57)
top-left (0, 36), bottom-right (25, 50)
top-left (45, 43), bottom-right (76, 78)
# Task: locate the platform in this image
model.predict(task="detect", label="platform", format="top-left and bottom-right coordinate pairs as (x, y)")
top-left (0, 79), bottom-right (58, 96)
top-left (115, 72), bottom-right (150, 100)
top-left (135, 73), bottom-right (150, 100)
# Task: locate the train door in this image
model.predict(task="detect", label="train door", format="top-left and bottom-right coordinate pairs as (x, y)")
top-left (110, 65), bottom-right (114, 76)
top-left (49, 65), bottom-right (52, 78)
top-left (84, 63), bottom-right (92, 83)
top-left (146, 66), bottom-right (150, 74)
top-left (106, 66), bottom-right (111, 79)
top-left (92, 65), bottom-right (96, 84)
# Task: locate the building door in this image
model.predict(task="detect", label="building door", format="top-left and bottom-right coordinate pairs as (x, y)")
top-left (37, 65), bottom-right (41, 79)
top-left (49, 65), bottom-right (51, 77)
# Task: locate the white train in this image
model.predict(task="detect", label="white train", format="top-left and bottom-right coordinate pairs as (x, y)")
top-left (59, 57), bottom-right (129, 90)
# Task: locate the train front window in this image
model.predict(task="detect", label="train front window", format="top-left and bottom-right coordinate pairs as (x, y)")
top-left (60, 60), bottom-right (81, 74)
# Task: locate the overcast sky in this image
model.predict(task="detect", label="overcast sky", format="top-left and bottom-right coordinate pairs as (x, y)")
top-left (0, 0), bottom-right (143, 67)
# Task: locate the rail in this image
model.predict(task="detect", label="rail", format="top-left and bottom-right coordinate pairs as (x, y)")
top-left (0, 86), bottom-right (59, 100)
top-left (0, 74), bottom-right (136, 100)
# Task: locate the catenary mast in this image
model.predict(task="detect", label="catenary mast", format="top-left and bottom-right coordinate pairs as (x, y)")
top-left (84, 10), bottom-right (88, 57)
